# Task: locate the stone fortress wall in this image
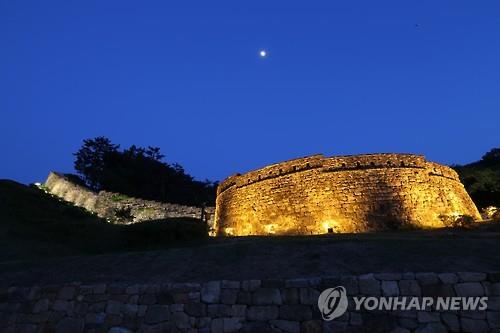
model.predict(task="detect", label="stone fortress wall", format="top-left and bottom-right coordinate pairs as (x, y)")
top-left (1, 271), bottom-right (499, 332)
top-left (215, 153), bottom-right (481, 236)
top-left (44, 172), bottom-right (215, 227)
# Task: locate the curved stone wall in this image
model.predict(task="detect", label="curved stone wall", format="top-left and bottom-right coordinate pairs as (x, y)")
top-left (214, 154), bottom-right (481, 236)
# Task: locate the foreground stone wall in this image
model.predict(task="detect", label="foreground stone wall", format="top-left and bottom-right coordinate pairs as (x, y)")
top-left (215, 154), bottom-right (481, 236)
top-left (44, 172), bottom-right (215, 227)
top-left (1, 272), bottom-right (499, 332)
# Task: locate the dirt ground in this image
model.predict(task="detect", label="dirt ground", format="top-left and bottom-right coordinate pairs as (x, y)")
top-left (1, 226), bottom-right (500, 287)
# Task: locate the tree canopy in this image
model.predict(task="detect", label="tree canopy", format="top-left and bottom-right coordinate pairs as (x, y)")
top-left (453, 148), bottom-right (500, 208)
top-left (74, 137), bottom-right (216, 206)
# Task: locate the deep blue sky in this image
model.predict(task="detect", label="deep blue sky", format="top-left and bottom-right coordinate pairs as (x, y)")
top-left (1, 1), bottom-right (499, 184)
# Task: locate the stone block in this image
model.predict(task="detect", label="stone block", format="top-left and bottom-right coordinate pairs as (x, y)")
top-left (421, 284), bottom-right (455, 297)
top-left (270, 320), bottom-right (300, 333)
top-left (27, 287), bottom-right (41, 301)
top-left (246, 305), bottom-right (279, 321)
top-left (417, 311), bottom-right (440, 323)
top-left (460, 310), bottom-right (485, 320)
top-left (32, 299), bottom-right (49, 314)
top-left (236, 292), bottom-right (251, 304)
top-left (279, 305), bottom-right (312, 321)
top-left (104, 314), bottom-right (123, 327)
top-left (125, 285), bottom-right (140, 295)
top-left (85, 312), bottom-right (106, 325)
top-left (281, 288), bottom-right (299, 305)
top-left (488, 272), bottom-right (500, 283)
top-left (382, 281), bottom-right (400, 296)
top-left (488, 311), bottom-right (500, 328)
top-left (323, 320), bottom-right (348, 333)
top-left (92, 284), bottom-right (107, 294)
top-left (223, 317), bottom-right (243, 332)
top-left (458, 272), bottom-right (487, 282)
top-left (108, 284), bottom-right (126, 295)
top-left (55, 318), bottom-right (84, 333)
top-left (15, 324), bottom-right (37, 333)
top-left (454, 283), bottom-right (484, 297)
top-left (108, 327), bottom-right (133, 333)
top-left (359, 274), bottom-right (381, 295)
top-left (375, 273), bottom-right (402, 280)
top-left (285, 278), bottom-right (309, 288)
top-left (221, 281), bottom-right (240, 289)
top-left (441, 313), bottom-right (460, 332)
top-left (207, 304), bottom-right (233, 317)
top-left (171, 311), bottom-right (190, 329)
top-left (438, 273), bottom-right (458, 284)
top-left (399, 280), bottom-right (421, 296)
top-left (170, 283), bottom-right (200, 293)
top-left (415, 273), bottom-right (438, 286)
top-left (52, 300), bottom-right (74, 314)
top-left (414, 323), bottom-right (447, 333)
top-left (122, 304), bottom-right (138, 316)
top-left (170, 303), bottom-right (184, 312)
top-left (137, 305), bottom-right (147, 317)
top-left (211, 318), bottom-right (224, 333)
top-left (138, 294), bottom-right (156, 305)
top-left (196, 316), bottom-right (211, 329)
top-left (220, 289), bottom-right (238, 305)
top-left (262, 279), bottom-right (284, 288)
top-left (201, 281), bottom-right (221, 304)
top-left (390, 328), bottom-right (410, 333)
top-left (398, 318), bottom-right (418, 329)
top-left (299, 288), bottom-right (319, 305)
top-left (340, 276), bottom-right (359, 295)
top-left (460, 317), bottom-right (489, 333)
top-left (144, 305), bottom-right (170, 324)
top-left (57, 286), bottom-right (76, 301)
top-left (241, 280), bottom-right (261, 292)
top-left (301, 320), bottom-right (322, 333)
top-left (185, 302), bottom-right (206, 317)
top-left (106, 300), bottom-right (123, 315)
top-left (350, 312), bottom-right (363, 326)
top-left (488, 297), bottom-right (500, 311)
top-left (232, 304), bottom-right (246, 317)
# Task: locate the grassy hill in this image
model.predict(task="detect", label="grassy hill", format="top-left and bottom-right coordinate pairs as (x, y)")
top-left (0, 180), bottom-right (207, 262)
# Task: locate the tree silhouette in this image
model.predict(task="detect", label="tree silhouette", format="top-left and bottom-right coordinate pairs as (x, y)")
top-left (73, 137), bottom-right (216, 206)
top-left (74, 137), bottom-right (119, 191)
top-left (453, 147), bottom-right (500, 208)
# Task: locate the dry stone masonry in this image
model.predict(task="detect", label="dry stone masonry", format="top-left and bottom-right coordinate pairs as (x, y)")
top-left (1, 272), bottom-right (499, 332)
top-left (44, 172), bottom-right (215, 227)
top-left (215, 153), bottom-right (481, 236)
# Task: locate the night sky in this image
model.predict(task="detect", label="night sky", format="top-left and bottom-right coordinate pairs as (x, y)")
top-left (1, 1), bottom-right (499, 184)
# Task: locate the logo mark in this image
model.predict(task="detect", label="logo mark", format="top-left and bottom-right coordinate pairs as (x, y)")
top-left (318, 286), bottom-right (348, 321)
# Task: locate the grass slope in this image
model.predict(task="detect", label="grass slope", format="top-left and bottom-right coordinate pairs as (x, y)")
top-left (0, 180), bottom-right (207, 262)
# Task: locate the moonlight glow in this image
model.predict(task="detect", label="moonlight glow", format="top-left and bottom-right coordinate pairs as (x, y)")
top-left (259, 50), bottom-right (267, 57)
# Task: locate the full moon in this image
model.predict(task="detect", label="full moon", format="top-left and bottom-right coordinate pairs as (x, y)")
top-left (259, 50), bottom-right (267, 57)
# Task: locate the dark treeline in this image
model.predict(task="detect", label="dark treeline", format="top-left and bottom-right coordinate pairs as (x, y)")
top-left (452, 148), bottom-right (500, 209)
top-left (73, 137), bottom-right (217, 206)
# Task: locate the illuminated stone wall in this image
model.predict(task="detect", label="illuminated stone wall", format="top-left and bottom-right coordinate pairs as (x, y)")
top-left (44, 172), bottom-right (215, 226)
top-left (214, 154), bottom-right (481, 236)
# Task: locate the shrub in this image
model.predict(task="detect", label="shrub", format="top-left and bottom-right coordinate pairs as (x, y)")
top-left (439, 214), bottom-right (475, 228)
